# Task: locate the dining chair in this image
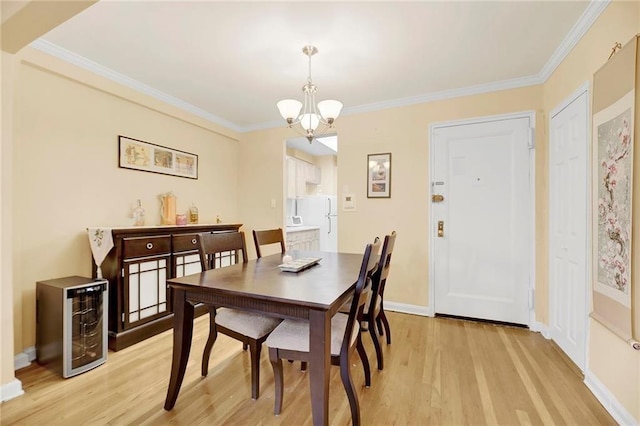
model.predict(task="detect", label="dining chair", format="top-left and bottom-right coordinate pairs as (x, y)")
top-left (252, 228), bottom-right (286, 258)
top-left (266, 239), bottom-right (381, 425)
top-left (374, 231), bottom-right (396, 346)
top-left (197, 231), bottom-right (282, 400)
top-left (365, 231), bottom-right (396, 370)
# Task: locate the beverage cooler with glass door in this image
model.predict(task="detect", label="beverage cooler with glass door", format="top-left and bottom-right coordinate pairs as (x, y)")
top-left (36, 276), bottom-right (108, 378)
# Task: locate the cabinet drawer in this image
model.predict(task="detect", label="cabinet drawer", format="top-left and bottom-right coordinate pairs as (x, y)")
top-left (123, 236), bottom-right (171, 259)
top-left (173, 233), bottom-right (201, 252)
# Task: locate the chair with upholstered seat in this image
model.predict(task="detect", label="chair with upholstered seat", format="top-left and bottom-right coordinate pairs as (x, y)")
top-left (364, 231), bottom-right (396, 370)
top-left (198, 231), bottom-right (282, 400)
top-left (252, 228), bottom-right (286, 258)
top-left (266, 239), bottom-right (381, 425)
top-left (374, 232), bottom-right (396, 346)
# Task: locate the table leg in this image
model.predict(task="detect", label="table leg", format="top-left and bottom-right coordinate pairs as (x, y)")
top-left (309, 309), bottom-right (331, 426)
top-left (164, 288), bottom-right (194, 410)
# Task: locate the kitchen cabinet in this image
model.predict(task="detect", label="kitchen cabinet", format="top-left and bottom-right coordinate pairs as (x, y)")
top-left (286, 227), bottom-right (320, 251)
top-left (286, 156), bottom-right (321, 197)
top-left (93, 223), bottom-right (242, 351)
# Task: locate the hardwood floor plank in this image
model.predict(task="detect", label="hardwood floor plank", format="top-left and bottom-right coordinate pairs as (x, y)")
top-left (1, 313), bottom-right (614, 425)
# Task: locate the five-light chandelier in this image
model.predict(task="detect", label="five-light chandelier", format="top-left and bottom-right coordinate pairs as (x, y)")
top-left (277, 45), bottom-right (343, 143)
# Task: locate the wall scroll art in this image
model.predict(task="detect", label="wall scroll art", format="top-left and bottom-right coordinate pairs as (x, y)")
top-left (591, 33), bottom-right (640, 350)
top-left (118, 135), bottom-right (198, 179)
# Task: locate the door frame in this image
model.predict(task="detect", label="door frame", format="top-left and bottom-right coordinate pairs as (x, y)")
top-left (427, 111), bottom-right (537, 329)
top-left (548, 81), bottom-right (591, 370)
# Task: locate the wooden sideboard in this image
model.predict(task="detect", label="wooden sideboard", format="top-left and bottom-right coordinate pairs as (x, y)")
top-left (92, 224), bottom-right (242, 351)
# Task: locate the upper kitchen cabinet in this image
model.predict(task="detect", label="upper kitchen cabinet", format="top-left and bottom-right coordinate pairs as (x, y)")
top-left (286, 156), bottom-right (321, 198)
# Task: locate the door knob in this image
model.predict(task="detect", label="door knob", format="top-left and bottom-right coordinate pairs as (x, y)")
top-left (432, 194), bottom-right (444, 203)
top-left (437, 221), bottom-right (444, 238)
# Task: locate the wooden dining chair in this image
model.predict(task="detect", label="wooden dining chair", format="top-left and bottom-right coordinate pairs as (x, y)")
top-left (266, 239), bottom-right (381, 425)
top-left (374, 231), bottom-right (396, 346)
top-left (252, 228), bottom-right (286, 258)
top-left (197, 231), bottom-right (282, 400)
top-left (365, 231), bottom-right (396, 370)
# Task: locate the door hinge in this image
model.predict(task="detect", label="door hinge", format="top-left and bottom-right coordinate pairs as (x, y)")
top-left (122, 312), bottom-right (125, 323)
top-left (528, 288), bottom-right (535, 309)
top-left (528, 127), bottom-right (535, 149)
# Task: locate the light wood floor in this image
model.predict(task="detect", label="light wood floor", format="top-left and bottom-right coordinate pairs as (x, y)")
top-left (2, 312), bottom-right (614, 425)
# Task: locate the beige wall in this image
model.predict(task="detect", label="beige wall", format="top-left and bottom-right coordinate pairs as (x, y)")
top-left (542, 0), bottom-right (640, 420)
top-left (239, 129), bottom-right (288, 259)
top-left (10, 48), bottom-right (240, 352)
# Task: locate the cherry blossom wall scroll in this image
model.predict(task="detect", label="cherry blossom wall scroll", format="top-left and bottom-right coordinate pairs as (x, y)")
top-left (593, 89), bottom-right (639, 349)
top-left (591, 35), bottom-right (640, 350)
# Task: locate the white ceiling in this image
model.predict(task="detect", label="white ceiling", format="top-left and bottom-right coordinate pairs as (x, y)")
top-left (34, 1), bottom-right (603, 133)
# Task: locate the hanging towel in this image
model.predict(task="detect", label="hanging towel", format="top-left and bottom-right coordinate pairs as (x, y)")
top-left (87, 228), bottom-right (114, 279)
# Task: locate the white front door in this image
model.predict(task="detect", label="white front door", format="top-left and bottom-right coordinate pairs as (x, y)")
top-left (549, 87), bottom-right (588, 371)
top-left (432, 116), bottom-right (532, 325)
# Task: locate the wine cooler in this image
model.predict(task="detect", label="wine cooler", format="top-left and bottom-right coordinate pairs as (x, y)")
top-left (36, 276), bottom-right (108, 378)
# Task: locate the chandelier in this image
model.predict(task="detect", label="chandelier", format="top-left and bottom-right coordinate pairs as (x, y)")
top-left (277, 45), bottom-right (343, 143)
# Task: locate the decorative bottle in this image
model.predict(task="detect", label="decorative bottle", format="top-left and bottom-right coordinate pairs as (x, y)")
top-left (133, 199), bottom-right (145, 226)
top-left (189, 203), bottom-right (199, 224)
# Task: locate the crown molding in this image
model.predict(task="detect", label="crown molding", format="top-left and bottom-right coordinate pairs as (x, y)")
top-left (29, 0), bottom-right (608, 133)
top-left (346, 74), bottom-right (543, 117)
top-left (538, 0), bottom-right (610, 82)
top-left (29, 39), bottom-right (244, 133)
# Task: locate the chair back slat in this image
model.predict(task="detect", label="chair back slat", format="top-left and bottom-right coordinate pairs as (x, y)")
top-left (198, 231), bottom-right (248, 271)
top-left (341, 238), bottom-right (382, 357)
top-left (252, 228), bottom-right (286, 258)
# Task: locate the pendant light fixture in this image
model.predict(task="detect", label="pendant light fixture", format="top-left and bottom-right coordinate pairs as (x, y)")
top-left (277, 45), bottom-right (343, 143)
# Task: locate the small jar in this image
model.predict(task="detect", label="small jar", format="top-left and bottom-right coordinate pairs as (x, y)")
top-left (176, 214), bottom-right (187, 226)
top-left (189, 203), bottom-right (199, 224)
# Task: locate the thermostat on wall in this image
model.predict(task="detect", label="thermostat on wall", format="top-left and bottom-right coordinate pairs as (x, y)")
top-left (342, 193), bottom-right (356, 211)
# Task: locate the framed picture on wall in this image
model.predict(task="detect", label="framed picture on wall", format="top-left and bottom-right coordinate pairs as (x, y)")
top-left (118, 135), bottom-right (198, 179)
top-left (367, 153), bottom-right (391, 198)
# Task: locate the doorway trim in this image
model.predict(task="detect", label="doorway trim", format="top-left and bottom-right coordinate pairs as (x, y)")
top-left (427, 110), bottom-right (536, 329)
top-left (548, 81), bottom-right (591, 371)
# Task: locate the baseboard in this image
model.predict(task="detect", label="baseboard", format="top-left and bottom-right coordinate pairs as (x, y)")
top-left (585, 370), bottom-right (638, 426)
top-left (14, 346), bottom-right (36, 371)
top-left (0, 378), bottom-right (24, 402)
top-left (530, 321), bottom-right (551, 339)
top-left (384, 301), bottom-right (433, 317)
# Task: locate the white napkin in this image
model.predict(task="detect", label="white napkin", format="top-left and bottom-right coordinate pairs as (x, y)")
top-left (87, 228), bottom-right (114, 279)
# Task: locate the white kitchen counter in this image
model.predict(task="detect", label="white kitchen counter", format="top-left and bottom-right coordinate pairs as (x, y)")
top-left (286, 226), bottom-right (320, 233)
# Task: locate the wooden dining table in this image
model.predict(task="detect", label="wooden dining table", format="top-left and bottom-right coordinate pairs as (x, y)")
top-left (163, 250), bottom-right (365, 426)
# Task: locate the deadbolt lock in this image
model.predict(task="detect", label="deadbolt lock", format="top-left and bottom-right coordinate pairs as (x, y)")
top-left (432, 194), bottom-right (444, 203)
top-left (437, 221), bottom-right (444, 237)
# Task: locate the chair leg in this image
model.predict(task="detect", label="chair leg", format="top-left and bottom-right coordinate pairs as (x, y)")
top-left (269, 347), bottom-right (284, 415)
top-left (356, 334), bottom-right (371, 388)
top-left (301, 362), bottom-right (307, 371)
top-left (379, 310), bottom-right (392, 344)
top-left (369, 320), bottom-right (384, 370)
top-left (340, 352), bottom-right (361, 426)
top-left (248, 340), bottom-right (261, 400)
top-left (201, 306), bottom-right (218, 377)
top-left (376, 316), bottom-right (384, 336)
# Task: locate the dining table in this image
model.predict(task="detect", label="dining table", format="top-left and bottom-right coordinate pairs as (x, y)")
top-left (163, 250), bottom-right (365, 426)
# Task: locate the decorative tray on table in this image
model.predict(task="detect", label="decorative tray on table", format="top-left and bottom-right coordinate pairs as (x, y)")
top-left (278, 257), bottom-right (322, 273)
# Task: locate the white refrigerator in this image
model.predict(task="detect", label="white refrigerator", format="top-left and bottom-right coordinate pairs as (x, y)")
top-left (297, 195), bottom-right (338, 252)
